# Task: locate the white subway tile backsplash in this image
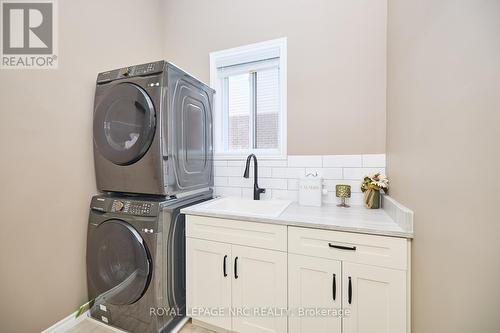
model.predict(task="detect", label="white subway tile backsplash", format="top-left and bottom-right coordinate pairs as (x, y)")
top-left (271, 168), bottom-right (286, 178)
top-left (214, 186), bottom-right (241, 197)
top-left (323, 155), bottom-right (362, 167)
top-left (258, 159), bottom-right (288, 167)
top-left (350, 193), bottom-right (365, 205)
top-left (362, 154), bottom-right (386, 167)
top-left (273, 189), bottom-right (299, 201)
top-left (260, 178), bottom-right (288, 190)
top-left (212, 154), bottom-right (385, 205)
top-left (225, 163), bottom-right (273, 178)
top-left (215, 166), bottom-right (242, 177)
top-left (343, 167), bottom-right (386, 180)
top-left (214, 177), bottom-right (228, 186)
top-left (287, 179), bottom-right (299, 190)
top-left (287, 155), bottom-right (322, 167)
top-left (225, 158), bottom-right (287, 167)
top-left (226, 160), bottom-right (248, 167)
top-left (306, 168), bottom-right (343, 180)
top-left (257, 167), bottom-right (273, 178)
top-left (272, 167), bottom-right (305, 179)
top-left (227, 177), bottom-right (254, 188)
top-left (323, 179), bottom-right (362, 192)
top-left (213, 160), bottom-right (228, 167)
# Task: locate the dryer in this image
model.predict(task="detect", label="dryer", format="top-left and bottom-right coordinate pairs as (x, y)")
top-left (86, 191), bottom-right (212, 332)
top-left (93, 61), bottom-right (214, 196)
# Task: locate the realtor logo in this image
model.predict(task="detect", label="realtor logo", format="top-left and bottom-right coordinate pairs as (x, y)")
top-left (1, 0), bottom-right (58, 69)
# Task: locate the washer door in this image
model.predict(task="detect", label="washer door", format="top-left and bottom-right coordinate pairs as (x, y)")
top-left (87, 219), bottom-right (152, 305)
top-left (93, 83), bottom-right (156, 166)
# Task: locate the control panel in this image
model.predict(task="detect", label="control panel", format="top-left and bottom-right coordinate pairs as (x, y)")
top-left (110, 200), bottom-right (153, 216)
top-left (91, 196), bottom-right (160, 216)
top-left (96, 60), bottom-right (164, 83)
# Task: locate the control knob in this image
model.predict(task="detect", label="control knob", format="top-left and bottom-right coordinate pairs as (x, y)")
top-left (113, 200), bottom-right (124, 211)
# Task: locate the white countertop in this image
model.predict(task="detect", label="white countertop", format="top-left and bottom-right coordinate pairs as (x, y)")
top-left (181, 197), bottom-right (414, 239)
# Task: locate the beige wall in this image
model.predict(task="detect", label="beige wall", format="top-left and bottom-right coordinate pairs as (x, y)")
top-left (386, 1), bottom-right (500, 332)
top-left (0, 1), bottom-right (163, 332)
top-left (162, 0), bottom-right (387, 155)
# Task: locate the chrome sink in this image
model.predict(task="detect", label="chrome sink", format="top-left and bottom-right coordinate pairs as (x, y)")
top-left (201, 197), bottom-right (292, 218)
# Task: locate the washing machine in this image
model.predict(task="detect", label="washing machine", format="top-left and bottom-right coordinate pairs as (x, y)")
top-left (93, 61), bottom-right (214, 196)
top-left (86, 191), bottom-right (212, 333)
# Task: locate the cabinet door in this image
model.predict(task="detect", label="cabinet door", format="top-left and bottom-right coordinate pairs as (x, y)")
top-left (231, 245), bottom-right (287, 333)
top-left (288, 254), bottom-right (342, 333)
top-left (186, 238), bottom-right (232, 330)
top-left (343, 262), bottom-right (406, 333)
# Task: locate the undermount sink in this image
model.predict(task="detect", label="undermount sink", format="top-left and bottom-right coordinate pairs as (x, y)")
top-left (201, 197), bottom-right (292, 218)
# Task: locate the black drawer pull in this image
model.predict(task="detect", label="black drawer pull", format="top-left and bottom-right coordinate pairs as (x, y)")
top-left (332, 274), bottom-right (336, 301)
top-left (223, 255), bottom-right (227, 277)
top-left (328, 243), bottom-right (357, 251)
top-left (234, 257), bottom-right (239, 279)
top-left (348, 276), bottom-right (352, 304)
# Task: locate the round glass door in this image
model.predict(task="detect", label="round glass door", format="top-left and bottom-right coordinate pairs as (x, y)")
top-left (93, 83), bottom-right (156, 165)
top-left (87, 219), bottom-right (151, 305)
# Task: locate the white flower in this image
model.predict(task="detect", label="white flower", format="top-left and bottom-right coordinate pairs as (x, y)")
top-left (363, 172), bottom-right (389, 190)
top-left (374, 180), bottom-right (388, 188)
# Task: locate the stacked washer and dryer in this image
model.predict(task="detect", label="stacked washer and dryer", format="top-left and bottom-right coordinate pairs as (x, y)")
top-left (86, 61), bottom-right (215, 333)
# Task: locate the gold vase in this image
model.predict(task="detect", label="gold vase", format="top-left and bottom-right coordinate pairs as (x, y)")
top-left (336, 184), bottom-right (351, 207)
top-left (364, 189), bottom-right (380, 209)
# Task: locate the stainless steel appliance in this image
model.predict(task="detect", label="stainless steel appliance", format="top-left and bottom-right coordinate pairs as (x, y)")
top-left (93, 61), bottom-right (214, 196)
top-left (86, 191), bottom-right (212, 333)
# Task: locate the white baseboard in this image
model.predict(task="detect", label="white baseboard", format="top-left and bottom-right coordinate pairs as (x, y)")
top-left (40, 310), bottom-right (89, 333)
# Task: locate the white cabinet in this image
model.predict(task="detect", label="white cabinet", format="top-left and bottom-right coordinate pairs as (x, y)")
top-left (288, 254), bottom-right (342, 333)
top-left (186, 216), bottom-right (410, 333)
top-left (288, 227), bottom-right (409, 333)
top-left (342, 263), bottom-right (406, 333)
top-left (186, 238), bottom-right (232, 330)
top-left (232, 245), bottom-right (287, 333)
top-left (288, 256), bottom-right (407, 333)
top-left (186, 216), bottom-right (288, 333)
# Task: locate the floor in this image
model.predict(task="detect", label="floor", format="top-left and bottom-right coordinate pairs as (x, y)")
top-left (66, 317), bottom-right (216, 333)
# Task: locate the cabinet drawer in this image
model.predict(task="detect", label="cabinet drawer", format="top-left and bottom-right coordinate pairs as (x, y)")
top-left (186, 215), bottom-right (287, 251)
top-left (288, 227), bottom-right (407, 270)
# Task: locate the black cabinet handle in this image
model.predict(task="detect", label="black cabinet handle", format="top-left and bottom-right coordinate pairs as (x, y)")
top-left (329, 243), bottom-right (356, 251)
top-left (332, 274), bottom-right (336, 301)
top-left (234, 257), bottom-right (239, 279)
top-left (348, 276), bottom-right (352, 304)
top-left (223, 255), bottom-right (227, 277)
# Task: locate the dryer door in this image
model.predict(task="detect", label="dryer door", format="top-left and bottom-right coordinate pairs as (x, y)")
top-left (87, 219), bottom-right (152, 305)
top-left (93, 83), bottom-right (156, 166)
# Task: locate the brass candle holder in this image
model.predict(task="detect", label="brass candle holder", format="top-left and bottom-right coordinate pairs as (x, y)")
top-left (336, 184), bottom-right (351, 207)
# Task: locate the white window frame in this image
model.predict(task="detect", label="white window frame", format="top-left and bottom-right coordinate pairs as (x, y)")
top-left (210, 38), bottom-right (287, 160)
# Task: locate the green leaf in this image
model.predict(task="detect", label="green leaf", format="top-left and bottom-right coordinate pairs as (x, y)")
top-left (75, 299), bottom-right (95, 318)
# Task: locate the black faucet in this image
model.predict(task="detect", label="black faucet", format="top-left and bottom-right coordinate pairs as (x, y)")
top-left (243, 154), bottom-right (266, 200)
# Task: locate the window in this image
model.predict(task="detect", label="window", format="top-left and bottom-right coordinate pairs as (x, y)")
top-left (210, 38), bottom-right (287, 158)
